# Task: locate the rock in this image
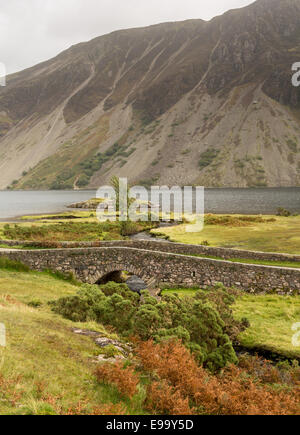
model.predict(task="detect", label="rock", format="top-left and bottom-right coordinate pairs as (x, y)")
top-left (126, 275), bottom-right (147, 294)
top-left (72, 328), bottom-right (99, 337)
top-left (95, 354), bottom-right (125, 364)
top-left (72, 328), bottom-right (132, 358)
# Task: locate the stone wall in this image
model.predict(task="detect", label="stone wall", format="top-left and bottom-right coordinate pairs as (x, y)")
top-left (1, 239), bottom-right (299, 263)
top-left (1, 246), bottom-right (299, 294)
top-left (97, 240), bottom-right (300, 263)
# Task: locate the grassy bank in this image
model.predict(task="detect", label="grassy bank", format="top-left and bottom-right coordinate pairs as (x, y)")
top-left (0, 269), bottom-right (144, 415)
top-left (151, 214), bottom-right (300, 254)
top-left (233, 294), bottom-right (300, 360)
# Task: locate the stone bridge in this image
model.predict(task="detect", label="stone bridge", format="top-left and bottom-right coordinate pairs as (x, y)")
top-left (0, 241), bottom-right (300, 294)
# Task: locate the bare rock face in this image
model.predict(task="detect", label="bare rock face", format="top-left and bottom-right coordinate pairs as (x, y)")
top-left (1, 0), bottom-right (300, 189)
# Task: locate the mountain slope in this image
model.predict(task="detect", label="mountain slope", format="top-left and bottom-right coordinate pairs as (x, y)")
top-left (1, 0), bottom-right (300, 189)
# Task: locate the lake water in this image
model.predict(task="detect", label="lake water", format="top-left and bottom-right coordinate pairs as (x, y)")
top-left (203, 187), bottom-right (300, 215)
top-left (0, 190), bottom-right (96, 220)
top-left (0, 188), bottom-right (300, 220)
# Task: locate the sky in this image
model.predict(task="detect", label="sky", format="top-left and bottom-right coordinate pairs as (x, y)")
top-left (0, 0), bottom-right (254, 74)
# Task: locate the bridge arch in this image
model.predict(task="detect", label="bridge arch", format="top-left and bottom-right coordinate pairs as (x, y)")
top-left (91, 264), bottom-right (155, 288)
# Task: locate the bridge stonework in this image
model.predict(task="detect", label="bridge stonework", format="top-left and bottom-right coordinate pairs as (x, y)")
top-left (1, 245), bottom-right (300, 294)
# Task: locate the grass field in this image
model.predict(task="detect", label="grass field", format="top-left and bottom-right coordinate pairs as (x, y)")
top-left (161, 288), bottom-right (300, 360)
top-left (151, 215), bottom-right (300, 254)
top-left (0, 211), bottom-right (157, 243)
top-left (2, 212), bottom-right (300, 255)
top-left (233, 294), bottom-right (300, 360)
top-left (0, 269), bottom-right (144, 415)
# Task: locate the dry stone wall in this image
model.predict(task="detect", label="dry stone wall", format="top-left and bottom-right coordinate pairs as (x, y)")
top-left (1, 246), bottom-right (299, 294)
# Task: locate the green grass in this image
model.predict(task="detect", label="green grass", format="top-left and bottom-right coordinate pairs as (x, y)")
top-left (233, 294), bottom-right (300, 360)
top-left (151, 214), bottom-right (300, 254)
top-left (0, 219), bottom-right (156, 243)
top-left (161, 288), bottom-right (300, 360)
top-left (161, 288), bottom-right (200, 297)
top-left (0, 269), bottom-right (145, 415)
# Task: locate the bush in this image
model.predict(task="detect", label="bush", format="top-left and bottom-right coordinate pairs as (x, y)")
top-left (51, 282), bottom-right (139, 328)
top-left (52, 283), bottom-right (238, 370)
top-left (194, 284), bottom-right (247, 343)
top-left (277, 207), bottom-right (291, 217)
top-left (120, 221), bottom-right (140, 236)
top-left (28, 299), bottom-right (43, 308)
top-left (95, 362), bottom-right (139, 398)
top-left (3, 221), bottom-right (121, 242)
top-left (145, 381), bottom-right (193, 415)
top-left (136, 340), bottom-right (300, 415)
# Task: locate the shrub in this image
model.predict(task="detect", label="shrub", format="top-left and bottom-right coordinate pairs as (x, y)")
top-left (95, 362), bottom-right (139, 398)
top-left (3, 221), bottom-right (123, 242)
top-left (204, 214), bottom-right (276, 227)
top-left (145, 381), bottom-right (193, 415)
top-left (28, 299), bottom-right (43, 308)
top-left (136, 340), bottom-right (300, 415)
top-left (120, 221), bottom-right (140, 236)
top-left (194, 284), bottom-right (247, 343)
top-left (277, 207), bottom-right (291, 217)
top-left (52, 283), bottom-right (238, 370)
top-left (137, 291), bottom-right (238, 370)
top-left (51, 283), bottom-right (139, 328)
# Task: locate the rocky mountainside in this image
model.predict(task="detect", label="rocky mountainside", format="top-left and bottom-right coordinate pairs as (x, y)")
top-left (1, 0), bottom-right (300, 189)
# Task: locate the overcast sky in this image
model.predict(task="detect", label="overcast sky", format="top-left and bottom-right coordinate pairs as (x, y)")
top-left (0, 0), bottom-right (254, 74)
